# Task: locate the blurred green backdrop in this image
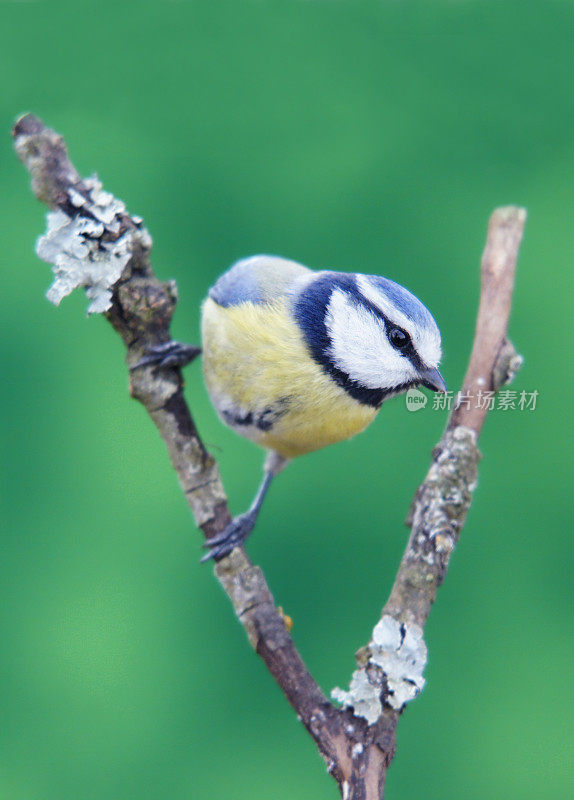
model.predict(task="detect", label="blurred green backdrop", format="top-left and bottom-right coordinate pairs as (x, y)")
top-left (1, 2), bottom-right (572, 799)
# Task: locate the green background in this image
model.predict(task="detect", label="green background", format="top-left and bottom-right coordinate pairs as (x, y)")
top-left (1, 2), bottom-right (572, 798)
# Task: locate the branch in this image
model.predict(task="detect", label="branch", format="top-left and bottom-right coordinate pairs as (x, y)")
top-left (449, 207), bottom-right (525, 432)
top-left (14, 115), bottom-right (525, 800)
top-left (12, 112), bottom-right (347, 781)
top-left (392, 206), bottom-right (525, 624)
top-left (331, 207), bottom-right (525, 795)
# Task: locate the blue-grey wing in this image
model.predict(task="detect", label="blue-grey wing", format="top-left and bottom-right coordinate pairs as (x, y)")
top-left (209, 255), bottom-right (311, 308)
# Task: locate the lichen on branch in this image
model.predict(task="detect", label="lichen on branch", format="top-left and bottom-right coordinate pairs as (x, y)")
top-left (333, 616), bottom-right (427, 721)
top-left (36, 176), bottom-right (152, 313)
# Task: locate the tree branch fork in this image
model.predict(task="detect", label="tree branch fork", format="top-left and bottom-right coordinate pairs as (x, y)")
top-left (13, 113), bottom-right (526, 800)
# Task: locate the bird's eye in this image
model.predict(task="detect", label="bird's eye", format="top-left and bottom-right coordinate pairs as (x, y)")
top-left (389, 327), bottom-right (410, 350)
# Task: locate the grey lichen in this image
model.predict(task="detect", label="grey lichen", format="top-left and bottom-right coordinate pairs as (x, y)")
top-left (332, 668), bottom-right (383, 725)
top-left (332, 615), bottom-right (427, 723)
top-left (370, 616), bottom-right (427, 709)
top-left (36, 177), bottom-right (150, 314)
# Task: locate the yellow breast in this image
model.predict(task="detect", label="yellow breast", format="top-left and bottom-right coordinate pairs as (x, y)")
top-left (201, 297), bottom-right (378, 458)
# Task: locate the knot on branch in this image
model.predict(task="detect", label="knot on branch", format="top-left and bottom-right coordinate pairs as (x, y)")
top-left (115, 278), bottom-right (178, 342)
top-left (492, 338), bottom-right (524, 390)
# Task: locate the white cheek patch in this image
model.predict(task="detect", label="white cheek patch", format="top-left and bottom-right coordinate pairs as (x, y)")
top-left (415, 335), bottom-right (441, 370)
top-left (357, 275), bottom-right (442, 368)
top-left (325, 289), bottom-right (417, 389)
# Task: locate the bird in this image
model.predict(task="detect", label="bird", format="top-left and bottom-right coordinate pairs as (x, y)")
top-left (135, 254), bottom-right (446, 561)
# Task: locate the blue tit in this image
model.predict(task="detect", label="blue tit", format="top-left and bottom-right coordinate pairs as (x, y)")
top-left (137, 255), bottom-right (446, 561)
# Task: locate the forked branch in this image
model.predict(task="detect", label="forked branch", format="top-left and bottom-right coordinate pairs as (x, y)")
top-left (13, 114), bottom-right (525, 799)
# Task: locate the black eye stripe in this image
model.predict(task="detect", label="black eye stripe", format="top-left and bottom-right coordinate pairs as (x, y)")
top-left (358, 301), bottom-right (423, 369)
top-left (344, 289), bottom-right (412, 353)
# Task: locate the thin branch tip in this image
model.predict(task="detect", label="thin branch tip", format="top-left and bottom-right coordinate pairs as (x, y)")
top-left (13, 112), bottom-right (42, 137)
top-left (491, 205), bottom-right (527, 225)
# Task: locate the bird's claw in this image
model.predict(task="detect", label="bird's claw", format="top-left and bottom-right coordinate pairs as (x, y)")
top-left (201, 512), bottom-right (256, 563)
top-left (130, 341), bottom-right (201, 371)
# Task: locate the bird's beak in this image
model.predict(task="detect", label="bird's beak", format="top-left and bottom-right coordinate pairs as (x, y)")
top-left (419, 367), bottom-right (447, 393)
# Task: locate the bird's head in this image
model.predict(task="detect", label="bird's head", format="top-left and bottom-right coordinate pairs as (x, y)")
top-left (293, 271), bottom-right (446, 407)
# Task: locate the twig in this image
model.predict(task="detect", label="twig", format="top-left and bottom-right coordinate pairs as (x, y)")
top-left (13, 114), bottom-right (525, 799)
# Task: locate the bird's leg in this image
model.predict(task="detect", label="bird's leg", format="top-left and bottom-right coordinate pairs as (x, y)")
top-left (201, 452), bottom-right (288, 563)
top-left (130, 341), bottom-right (201, 370)
top-left (201, 472), bottom-right (273, 563)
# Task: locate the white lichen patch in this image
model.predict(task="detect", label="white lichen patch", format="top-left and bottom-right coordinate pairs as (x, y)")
top-left (36, 176), bottom-right (141, 314)
top-left (370, 616), bottom-right (427, 709)
top-left (332, 668), bottom-right (383, 726)
top-left (332, 615), bottom-right (428, 723)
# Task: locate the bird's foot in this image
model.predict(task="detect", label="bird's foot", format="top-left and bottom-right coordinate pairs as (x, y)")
top-left (130, 341), bottom-right (201, 370)
top-left (201, 511), bottom-right (257, 563)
